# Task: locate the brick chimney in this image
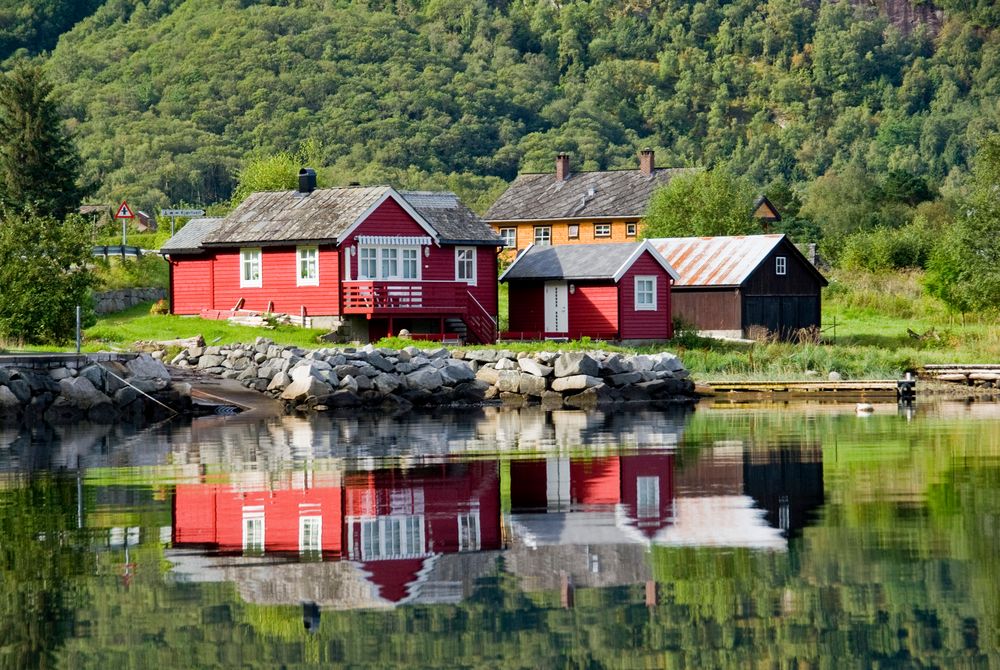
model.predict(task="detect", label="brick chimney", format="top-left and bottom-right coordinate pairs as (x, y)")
top-left (555, 153), bottom-right (570, 181)
top-left (639, 148), bottom-right (655, 176)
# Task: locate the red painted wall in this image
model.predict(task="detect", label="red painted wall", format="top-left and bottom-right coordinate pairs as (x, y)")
top-left (618, 251), bottom-right (672, 340)
top-left (173, 483), bottom-right (344, 556)
top-left (568, 282), bottom-right (618, 337)
top-left (170, 256), bottom-right (215, 314)
top-left (620, 453), bottom-right (674, 539)
top-left (170, 197), bottom-right (498, 322)
top-left (507, 283), bottom-right (546, 333)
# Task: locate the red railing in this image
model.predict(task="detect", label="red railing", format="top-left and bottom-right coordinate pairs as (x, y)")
top-left (500, 331), bottom-right (620, 342)
top-left (465, 291), bottom-right (498, 344)
top-left (341, 281), bottom-right (467, 314)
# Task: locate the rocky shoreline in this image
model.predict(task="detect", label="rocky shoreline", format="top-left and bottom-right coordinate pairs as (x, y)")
top-left (170, 339), bottom-right (697, 413)
top-left (0, 353), bottom-right (191, 423)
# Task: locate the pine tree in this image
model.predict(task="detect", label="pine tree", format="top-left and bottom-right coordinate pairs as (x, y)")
top-left (0, 60), bottom-right (86, 219)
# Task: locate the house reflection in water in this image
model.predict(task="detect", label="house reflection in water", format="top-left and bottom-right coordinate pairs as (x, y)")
top-left (169, 444), bottom-right (823, 609)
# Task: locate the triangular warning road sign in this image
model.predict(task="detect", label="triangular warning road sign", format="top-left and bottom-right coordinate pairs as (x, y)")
top-left (116, 201), bottom-right (135, 219)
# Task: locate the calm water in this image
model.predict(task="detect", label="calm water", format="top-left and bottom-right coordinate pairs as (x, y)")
top-left (1, 400), bottom-right (999, 668)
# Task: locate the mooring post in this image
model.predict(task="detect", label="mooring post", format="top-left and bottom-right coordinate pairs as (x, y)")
top-left (75, 305), bottom-right (81, 354)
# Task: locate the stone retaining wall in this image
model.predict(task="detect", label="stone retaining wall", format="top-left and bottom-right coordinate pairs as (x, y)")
top-left (93, 287), bottom-right (167, 314)
top-left (0, 353), bottom-right (191, 423)
top-left (170, 339), bottom-right (696, 412)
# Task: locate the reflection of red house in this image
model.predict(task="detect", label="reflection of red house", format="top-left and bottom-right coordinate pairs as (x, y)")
top-left (172, 462), bottom-right (501, 604)
top-left (510, 454), bottom-right (674, 540)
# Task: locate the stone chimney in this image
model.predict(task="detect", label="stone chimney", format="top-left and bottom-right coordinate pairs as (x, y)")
top-left (555, 153), bottom-right (570, 181)
top-left (639, 148), bottom-right (655, 176)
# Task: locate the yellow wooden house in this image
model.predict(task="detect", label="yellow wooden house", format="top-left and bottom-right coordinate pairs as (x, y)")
top-left (484, 150), bottom-right (694, 260)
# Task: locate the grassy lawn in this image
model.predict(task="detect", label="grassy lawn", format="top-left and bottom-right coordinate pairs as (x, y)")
top-left (5, 269), bottom-right (995, 381)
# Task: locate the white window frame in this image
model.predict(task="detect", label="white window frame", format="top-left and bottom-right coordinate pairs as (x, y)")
top-left (456, 247), bottom-right (477, 285)
top-left (636, 476), bottom-right (660, 519)
top-left (299, 516), bottom-right (322, 554)
top-left (499, 227), bottom-right (517, 248)
top-left (594, 223), bottom-right (611, 238)
top-left (626, 222), bottom-right (638, 236)
top-left (567, 224), bottom-right (579, 239)
top-left (240, 248), bottom-right (262, 288)
top-left (402, 248), bottom-right (419, 279)
top-left (634, 275), bottom-right (657, 311)
top-left (457, 510), bottom-right (481, 552)
top-left (357, 515), bottom-right (425, 560)
top-left (242, 511), bottom-right (264, 554)
top-left (776, 256), bottom-right (787, 276)
top-left (534, 226), bottom-right (552, 245)
top-left (296, 246), bottom-right (319, 286)
top-left (357, 246), bottom-right (422, 281)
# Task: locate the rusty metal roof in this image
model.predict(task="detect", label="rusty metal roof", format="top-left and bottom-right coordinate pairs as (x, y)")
top-left (648, 234), bottom-right (787, 287)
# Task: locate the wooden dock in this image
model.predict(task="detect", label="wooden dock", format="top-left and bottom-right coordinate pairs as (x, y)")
top-left (700, 379), bottom-right (901, 400)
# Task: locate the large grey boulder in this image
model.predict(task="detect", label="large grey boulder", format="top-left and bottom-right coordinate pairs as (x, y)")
top-left (464, 349), bottom-right (498, 363)
top-left (551, 374), bottom-right (602, 392)
top-left (518, 358), bottom-right (553, 377)
top-left (518, 373), bottom-right (547, 397)
top-left (127, 353), bottom-right (171, 380)
top-left (494, 357), bottom-right (518, 370)
top-left (59, 377), bottom-right (112, 409)
top-left (365, 352), bottom-right (395, 372)
top-left (197, 354), bottom-right (226, 370)
top-left (495, 370), bottom-right (521, 393)
top-left (406, 367), bottom-right (443, 391)
top-left (291, 362), bottom-right (338, 386)
top-left (653, 353), bottom-right (685, 373)
top-left (608, 371), bottom-right (642, 386)
top-left (267, 371), bottom-right (291, 392)
top-left (280, 376), bottom-right (333, 402)
top-left (554, 352), bottom-right (599, 378)
top-left (0, 385), bottom-right (20, 409)
top-left (440, 361), bottom-right (475, 385)
top-left (373, 372), bottom-right (401, 395)
top-left (78, 364), bottom-right (106, 391)
top-left (475, 366), bottom-right (500, 385)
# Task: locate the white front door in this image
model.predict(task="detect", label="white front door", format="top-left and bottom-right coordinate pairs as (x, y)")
top-left (544, 281), bottom-right (568, 333)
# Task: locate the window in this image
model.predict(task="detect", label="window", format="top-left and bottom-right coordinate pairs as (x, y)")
top-left (299, 516), bottom-right (322, 555)
top-left (458, 511), bottom-right (480, 552)
top-left (456, 247), bottom-right (476, 285)
top-left (358, 246), bottom-right (420, 280)
top-left (634, 276), bottom-right (657, 311)
top-left (358, 516), bottom-right (425, 560)
top-left (626, 222), bottom-right (638, 236)
top-left (594, 223), bottom-right (611, 238)
top-left (242, 512), bottom-right (264, 555)
top-left (776, 256), bottom-right (787, 275)
top-left (359, 247), bottom-right (377, 279)
top-left (402, 248), bottom-right (418, 279)
top-left (636, 477), bottom-right (660, 519)
top-left (297, 246), bottom-right (318, 286)
top-left (500, 227), bottom-right (516, 248)
top-left (567, 224), bottom-right (579, 239)
top-left (240, 248), bottom-right (262, 288)
top-left (534, 226), bottom-right (552, 245)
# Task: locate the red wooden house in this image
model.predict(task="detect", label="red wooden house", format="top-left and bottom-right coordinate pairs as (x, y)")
top-left (161, 172), bottom-right (502, 343)
top-left (499, 240), bottom-right (679, 341)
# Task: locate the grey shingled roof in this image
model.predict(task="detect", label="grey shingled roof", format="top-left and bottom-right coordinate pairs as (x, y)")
top-left (501, 242), bottom-right (644, 281)
top-left (160, 217), bottom-right (222, 254)
top-left (198, 186), bottom-right (499, 247)
top-left (401, 191), bottom-right (502, 245)
top-left (484, 168), bottom-right (696, 221)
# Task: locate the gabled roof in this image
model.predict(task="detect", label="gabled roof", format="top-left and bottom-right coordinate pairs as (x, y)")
top-left (484, 168), bottom-right (696, 222)
top-left (401, 191), bottom-right (502, 245)
top-left (752, 195), bottom-right (781, 222)
top-left (647, 234), bottom-right (827, 287)
top-left (159, 217), bottom-right (223, 254)
top-left (500, 241), bottom-right (679, 283)
top-left (197, 186), bottom-right (500, 247)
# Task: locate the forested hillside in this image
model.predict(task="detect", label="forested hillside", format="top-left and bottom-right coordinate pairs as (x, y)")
top-left (4, 0), bottom-right (999, 227)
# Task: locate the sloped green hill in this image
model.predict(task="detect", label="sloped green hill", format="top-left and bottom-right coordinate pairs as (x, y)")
top-left (29, 0), bottom-right (1000, 217)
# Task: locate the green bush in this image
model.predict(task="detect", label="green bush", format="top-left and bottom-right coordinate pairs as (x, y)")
top-left (92, 254), bottom-right (169, 290)
top-left (839, 222), bottom-right (934, 272)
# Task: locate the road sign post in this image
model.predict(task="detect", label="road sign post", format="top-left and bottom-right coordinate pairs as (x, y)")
top-left (161, 208), bottom-right (205, 236)
top-left (116, 201), bottom-right (135, 246)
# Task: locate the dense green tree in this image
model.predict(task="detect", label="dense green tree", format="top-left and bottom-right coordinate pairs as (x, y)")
top-left (0, 0), bottom-right (106, 60)
top-left (643, 166), bottom-right (758, 238)
top-left (0, 212), bottom-right (94, 344)
top-left (0, 60), bottom-right (86, 219)
top-left (924, 134), bottom-right (1000, 312)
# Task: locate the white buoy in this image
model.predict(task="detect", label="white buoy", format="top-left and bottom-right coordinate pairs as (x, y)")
top-left (856, 403), bottom-right (875, 414)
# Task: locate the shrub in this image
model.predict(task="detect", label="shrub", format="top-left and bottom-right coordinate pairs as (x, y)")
top-left (150, 299), bottom-right (169, 315)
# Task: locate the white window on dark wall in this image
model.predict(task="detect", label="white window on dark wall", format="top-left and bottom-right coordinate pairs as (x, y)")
top-left (456, 247), bottom-right (476, 285)
top-left (357, 246), bottom-right (421, 281)
top-left (381, 248), bottom-right (398, 279)
top-left (776, 256), bottom-right (787, 276)
top-left (359, 247), bottom-right (377, 280)
top-left (297, 246), bottom-right (318, 286)
top-left (240, 248), bottom-right (262, 288)
top-left (299, 516), bottom-right (322, 555)
top-left (402, 248), bottom-right (418, 279)
top-left (634, 276), bottom-right (657, 311)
